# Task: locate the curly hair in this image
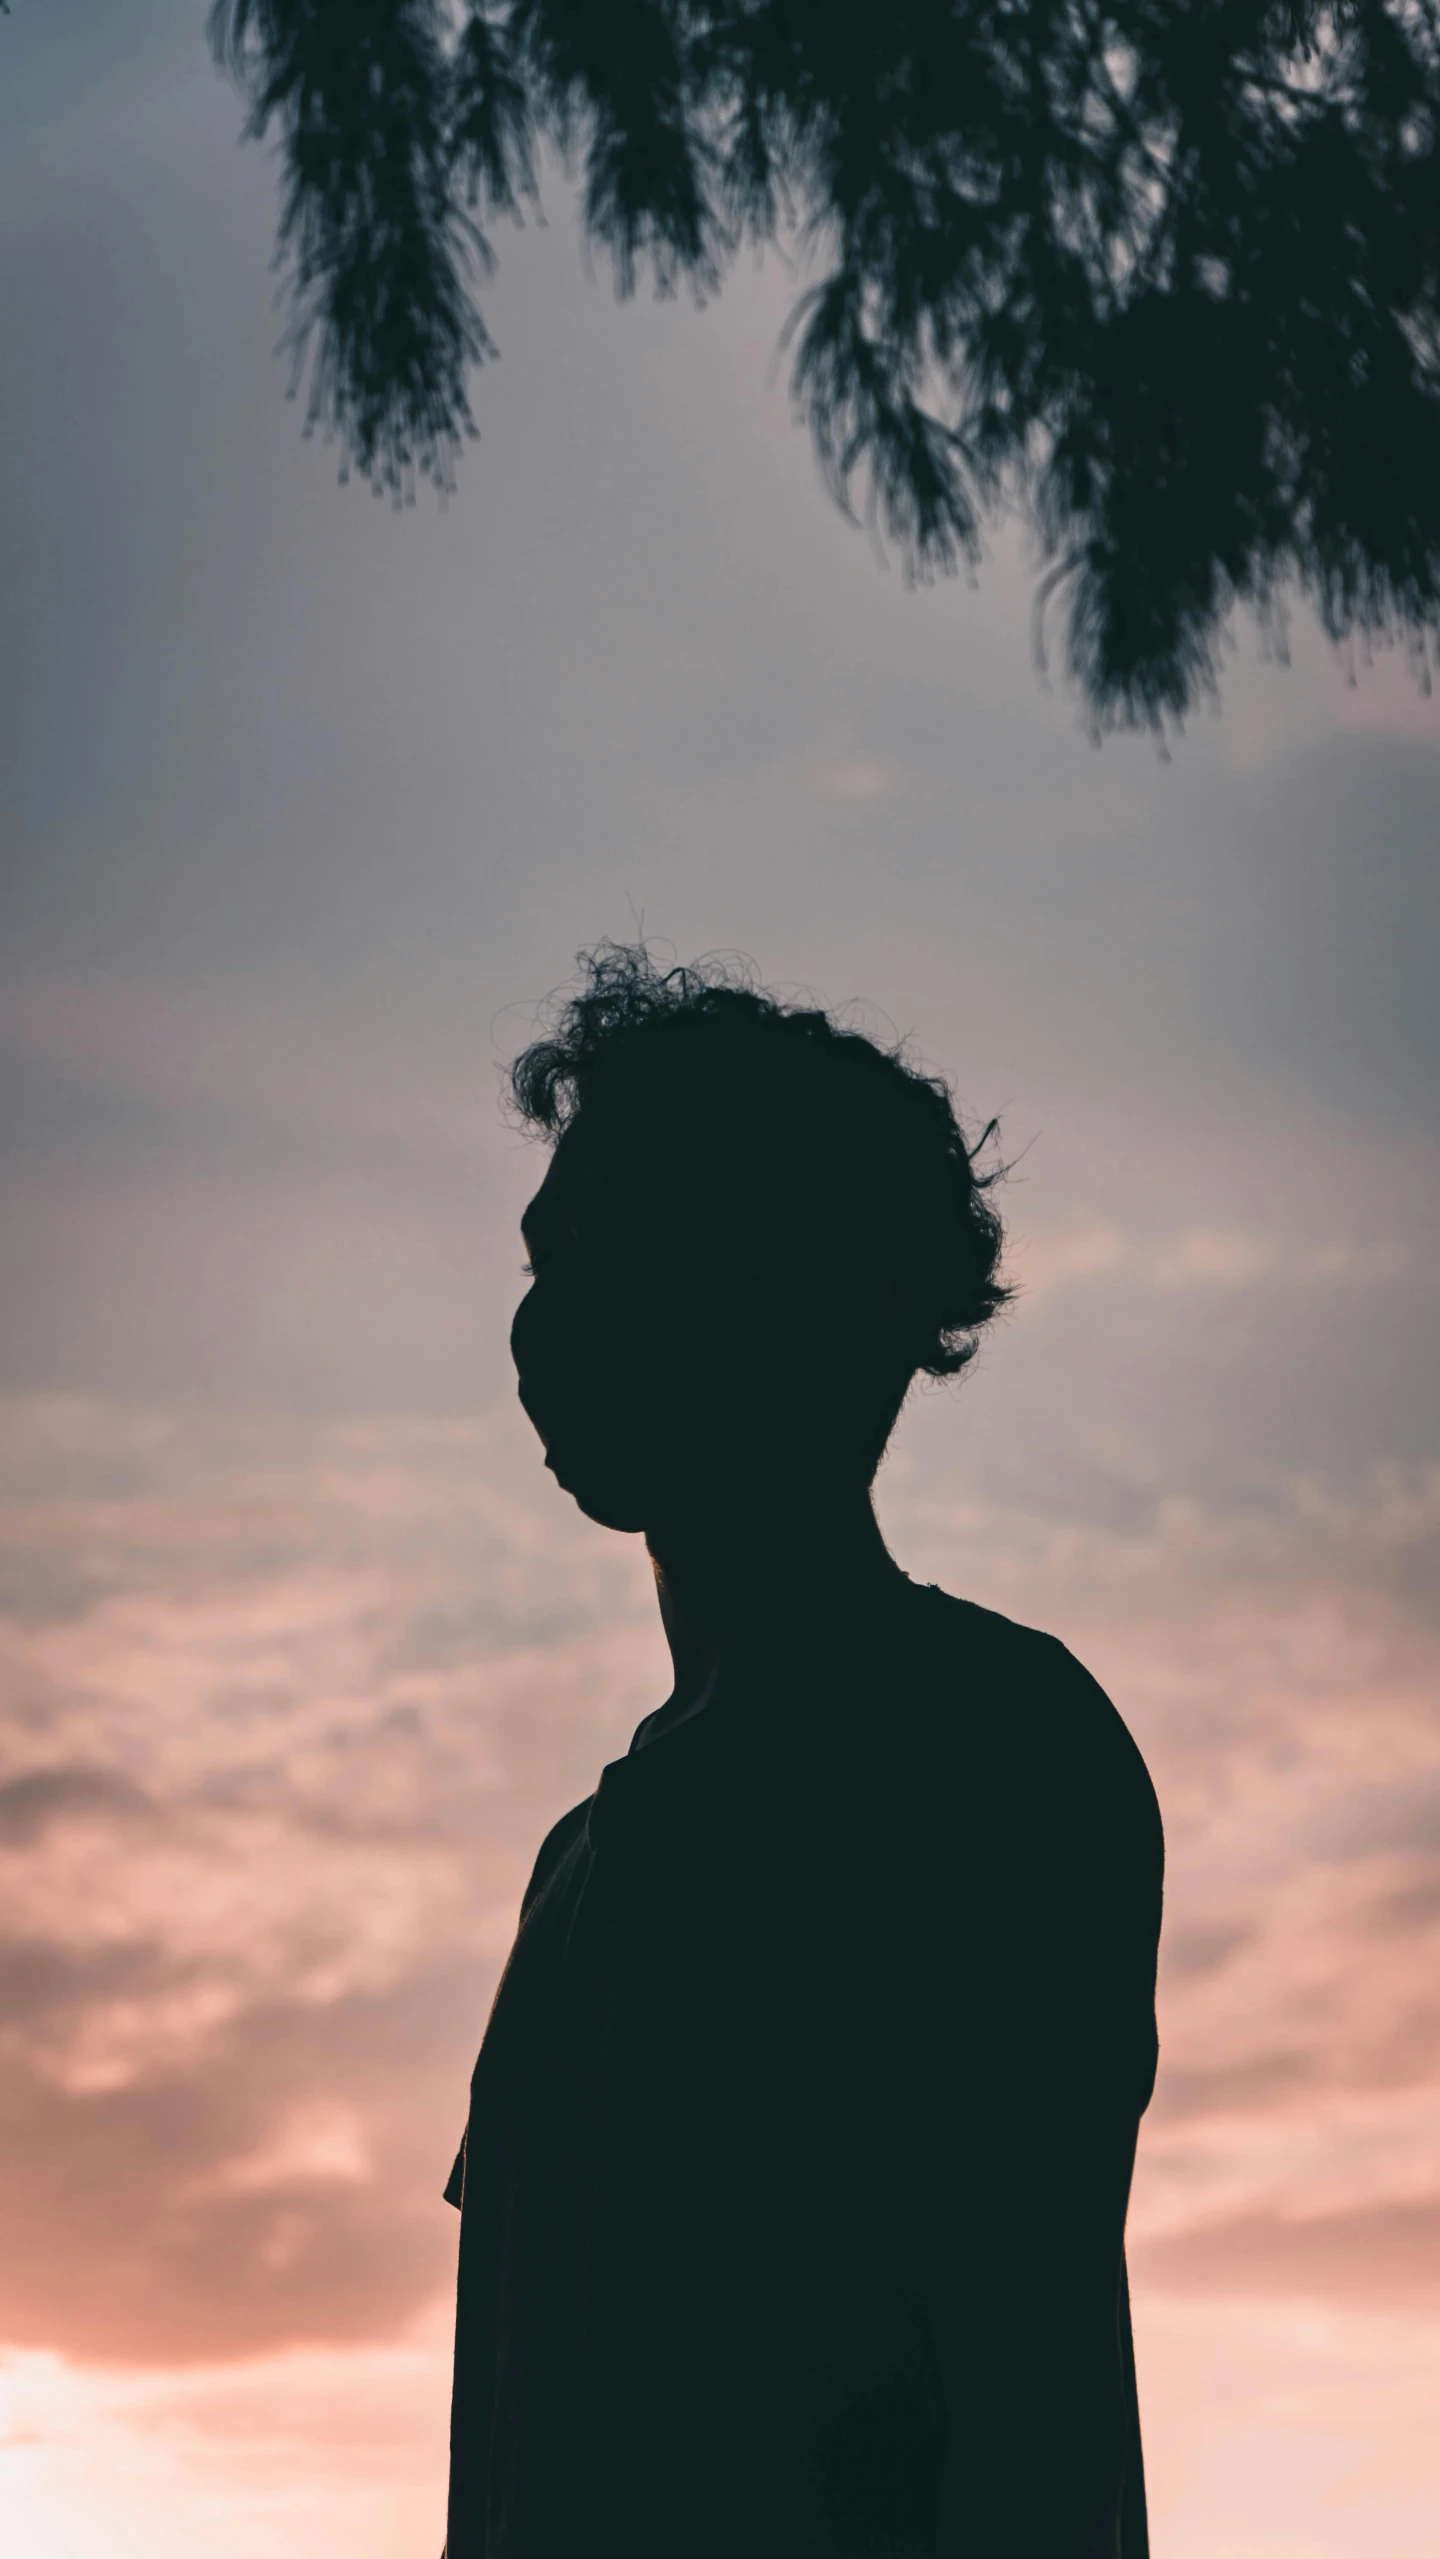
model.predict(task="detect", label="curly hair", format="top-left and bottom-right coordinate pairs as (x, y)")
top-left (509, 944), bottom-right (1010, 1473)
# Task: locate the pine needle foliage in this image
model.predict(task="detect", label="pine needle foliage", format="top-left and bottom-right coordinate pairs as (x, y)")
top-left (211, 0), bottom-right (1440, 728)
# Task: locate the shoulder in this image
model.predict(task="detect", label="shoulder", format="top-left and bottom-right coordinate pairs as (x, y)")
top-left (884, 1586), bottom-right (1163, 1900)
top-left (905, 1583), bottom-right (1154, 1764)
top-left (519, 1793), bottom-right (594, 1921)
top-left (882, 1589), bottom-right (1163, 2079)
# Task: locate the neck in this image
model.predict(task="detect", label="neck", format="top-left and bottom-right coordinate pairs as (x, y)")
top-left (645, 1464), bottom-right (907, 1723)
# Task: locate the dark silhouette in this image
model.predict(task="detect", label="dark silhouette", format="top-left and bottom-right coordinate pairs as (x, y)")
top-left (208, 1), bottom-right (1440, 730)
top-left (443, 945), bottom-right (1164, 2557)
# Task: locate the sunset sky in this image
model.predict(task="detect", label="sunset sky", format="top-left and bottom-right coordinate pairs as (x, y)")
top-left (4, 6), bottom-right (1440, 2556)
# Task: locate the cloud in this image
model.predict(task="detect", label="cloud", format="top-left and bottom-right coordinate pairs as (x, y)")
top-left (1149, 2053), bottom-right (1317, 2125)
top-left (0, 2325), bottom-right (454, 2559)
top-left (0, 1963), bottom-right (467, 2362)
top-left (1317, 1773), bottom-right (1440, 1861)
top-left (1012, 1217), bottom-right (1405, 1305)
top-left (1159, 1921), bottom-right (1253, 1980)
top-left (1138, 2198), bottom-right (1440, 2310)
top-left (0, 1388), bottom-right (1437, 2386)
top-left (0, 1395), bottom-right (664, 2361)
top-left (0, 1767), bottom-right (152, 1845)
top-left (0, 973), bottom-right (495, 1176)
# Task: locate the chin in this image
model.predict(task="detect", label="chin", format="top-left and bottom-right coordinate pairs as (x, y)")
top-left (546, 1452), bottom-right (652, 1535)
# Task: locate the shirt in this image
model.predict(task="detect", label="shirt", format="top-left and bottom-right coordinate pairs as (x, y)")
top-left (443, 1579), bottom-right (1163, 2558)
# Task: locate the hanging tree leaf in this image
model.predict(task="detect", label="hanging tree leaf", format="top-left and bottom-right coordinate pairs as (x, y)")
top-left (211, 0), bottom-right (1440, 730)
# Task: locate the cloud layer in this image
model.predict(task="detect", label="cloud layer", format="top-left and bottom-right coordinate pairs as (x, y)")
top-left (3, 9), bottom-right (1439, 2556)
top-left (1, 1394), bottom-right (1437, 2382)
top-left (0, 1397), bottom-right (660, 2369)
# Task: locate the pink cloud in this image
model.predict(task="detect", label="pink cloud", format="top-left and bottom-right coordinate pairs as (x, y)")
top-left (0, 1386), bottom-right (1438, 2559)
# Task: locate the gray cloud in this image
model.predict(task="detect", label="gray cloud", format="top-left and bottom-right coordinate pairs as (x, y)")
top-left (1138, 2197), bottom-right (1440, 2308)
top-left (1364, 1876), bottom-right (1440, 1935)
top-left (1, 0), bottom-right (1438, 1467)
top-left (1150, 2053), bottom-right (1316, 2126)
top-left (0, 1934), bottom-right (169, 2031)
top-left (0, 1766), bottom-right (153, 1846)
top-left (1158, 1922), bottom-right (1254, 1982)
top-left (1316, 1776), bottom-right (1440, 1863)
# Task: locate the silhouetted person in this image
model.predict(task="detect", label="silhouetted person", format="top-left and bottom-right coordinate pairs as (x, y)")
top-left (444, 947), bottom-right (1163, 2557)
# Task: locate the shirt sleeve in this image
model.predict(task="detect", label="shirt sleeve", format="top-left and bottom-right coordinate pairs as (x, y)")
top-left (879, 1630), bottom-right (1163, 2558)
top-left (442, 1794), bottom-right (596, 2209)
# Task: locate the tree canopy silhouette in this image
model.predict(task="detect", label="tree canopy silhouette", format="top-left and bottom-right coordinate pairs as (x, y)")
top-left (211, 1), bottom-right (1440, 728)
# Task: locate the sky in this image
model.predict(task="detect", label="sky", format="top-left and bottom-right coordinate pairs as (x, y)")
top-left (2, 4), bottom-right (1440, 2554)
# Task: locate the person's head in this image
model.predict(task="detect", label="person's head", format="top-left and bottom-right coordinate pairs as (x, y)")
top-left (507, 945), bottom-right (1009, 1534)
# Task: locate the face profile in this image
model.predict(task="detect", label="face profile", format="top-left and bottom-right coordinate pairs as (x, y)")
top-left (506, 945), bottom-right (1010, 1549)
top-left (511, 1107), bottom-right (821, 1536)
top-left (509, 1116), bottom-right (672, 1532)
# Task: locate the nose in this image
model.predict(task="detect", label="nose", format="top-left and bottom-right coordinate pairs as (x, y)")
top-left (511, 1278), bottom-right (571, 1447)
top-left (509, 1301), bottom-right (551, 1452)
top-left (509, 1280), bottom-right (539, 1381)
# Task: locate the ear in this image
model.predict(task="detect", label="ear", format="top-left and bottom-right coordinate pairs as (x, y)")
top-left (778, 1345), bottom-right (867, 1466)
top-left (813, 1250), bottom-right (910, 1379)
top-left (784, 1361), bottom-right (847, 1415)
